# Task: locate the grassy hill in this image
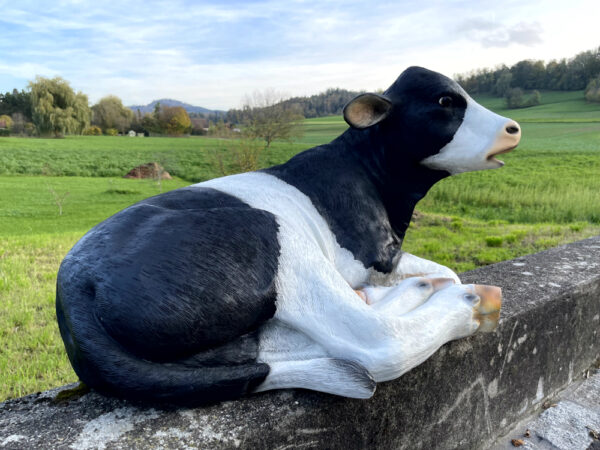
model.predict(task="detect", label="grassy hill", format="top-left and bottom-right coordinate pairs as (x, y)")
top-left (0, 89), bottom-right (599, 401)
top-left (473, 90), bottom-right (600, 122)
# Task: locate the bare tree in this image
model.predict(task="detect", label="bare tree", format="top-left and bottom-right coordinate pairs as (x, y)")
top-left (46, 184), bottom-right (70, 215)
top-left (151, 152), bottom-right (178, 192)
top-left (242, 89), bottom-right (304, 147)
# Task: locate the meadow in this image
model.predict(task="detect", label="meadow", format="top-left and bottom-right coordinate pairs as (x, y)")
top-left (0, 90), bottom-right (599, 401)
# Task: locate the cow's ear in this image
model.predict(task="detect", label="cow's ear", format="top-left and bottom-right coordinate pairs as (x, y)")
top-left (343, 93), bottom-right (392, 129)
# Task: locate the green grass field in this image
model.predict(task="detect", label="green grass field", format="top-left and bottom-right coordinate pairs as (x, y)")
top-left (1, 90), bottom-right (599, 401)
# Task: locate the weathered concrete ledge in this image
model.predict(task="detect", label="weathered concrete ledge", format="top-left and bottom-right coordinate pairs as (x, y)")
top-left (1, 236), bottom-right (599, 449)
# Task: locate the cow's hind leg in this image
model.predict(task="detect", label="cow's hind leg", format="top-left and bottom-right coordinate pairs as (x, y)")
top-left (255, 319), bottom-right (375, 398)
top-left (254, 358), bottom-right (375, 398)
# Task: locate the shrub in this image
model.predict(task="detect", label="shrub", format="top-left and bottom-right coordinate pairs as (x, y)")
top-left (523, 90), bottom-right (541, 107)
top-left (208, 139), bottom-right (263, 176)
top-left (83, 125), bottom-right (102, 136)
top-left (0, 114), bottom-right (13, 130)
top-left (504, 88), bottom-right (541, 109)
top-left (569, 223), bottom-right (586, 232)
top-left (584, 77), bottom-right (600, 102)
top-left (104, 128), bottom-right (118, 136)
top-left (504, 88), bottom-right (524, 108)
top-left (485, 236), bottom-right (504, 247)
top-left (24, 122), bottom-right (35, 136)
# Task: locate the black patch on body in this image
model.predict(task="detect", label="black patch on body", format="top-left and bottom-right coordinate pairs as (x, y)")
top-left (267, 67), bottom-right (467, 273)
top-left (56, 186), bottom-right (280, 404)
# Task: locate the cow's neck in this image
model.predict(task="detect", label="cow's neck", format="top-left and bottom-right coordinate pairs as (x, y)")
top-left (337, 127), bottom-right (448, 240)
top-left (265, 129), bottom-right (447, 272)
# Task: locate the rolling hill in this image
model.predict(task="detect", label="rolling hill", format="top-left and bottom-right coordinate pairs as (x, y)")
top-left (128, 98), bottom-right (225, 116)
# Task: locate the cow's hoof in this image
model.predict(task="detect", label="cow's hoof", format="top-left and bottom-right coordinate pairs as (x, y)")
top-left (472, 285), bottom-right (502, 332)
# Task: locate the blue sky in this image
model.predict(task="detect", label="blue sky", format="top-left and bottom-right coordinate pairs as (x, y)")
top-left (0, 0), bottom-right (598, 109)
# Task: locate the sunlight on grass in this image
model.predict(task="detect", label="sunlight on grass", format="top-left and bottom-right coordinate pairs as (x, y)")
top-left (0, 233), bottom-right (82, 400)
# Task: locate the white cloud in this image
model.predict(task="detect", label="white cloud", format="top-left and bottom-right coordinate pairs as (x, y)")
top-left (0, 0), bottom-right (598, 109)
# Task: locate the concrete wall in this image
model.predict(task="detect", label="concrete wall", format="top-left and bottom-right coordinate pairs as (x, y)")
top-left (1, 236), bottom-right (599, 449)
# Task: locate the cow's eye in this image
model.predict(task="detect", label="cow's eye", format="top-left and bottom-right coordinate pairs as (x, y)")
top-left (438, 96), bottom-right (453, 107)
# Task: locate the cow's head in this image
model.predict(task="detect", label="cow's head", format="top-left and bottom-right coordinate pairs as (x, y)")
top-left (343, 66), bottom-right (521, 175)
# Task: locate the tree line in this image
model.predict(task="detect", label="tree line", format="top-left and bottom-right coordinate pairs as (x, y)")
top-left (456, 45), bottom-right (600, 106)
top-left (2, 44), bottom-right (599, 138)
top-left (225, 87), bottom-right (363, 123)
top-left (0, 77), bottom-right (194, 138)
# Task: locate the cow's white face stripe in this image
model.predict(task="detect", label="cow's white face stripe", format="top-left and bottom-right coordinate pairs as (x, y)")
top-left (421, 97), bottom-right (513, 174)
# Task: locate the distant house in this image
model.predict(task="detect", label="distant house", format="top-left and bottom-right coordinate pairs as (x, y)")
top-left (128, 130), bottom-right (136, 137)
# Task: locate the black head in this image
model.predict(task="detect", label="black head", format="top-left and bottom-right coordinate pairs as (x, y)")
top-left (343, 66), bottom-right (521, 176)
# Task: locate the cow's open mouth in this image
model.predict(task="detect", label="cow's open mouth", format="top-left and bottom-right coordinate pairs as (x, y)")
top-left (486, 145), bottom-right (517, 163)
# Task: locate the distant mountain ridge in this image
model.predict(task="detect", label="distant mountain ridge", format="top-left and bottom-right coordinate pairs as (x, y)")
top-left (128, 99), bottom-right (224, 115)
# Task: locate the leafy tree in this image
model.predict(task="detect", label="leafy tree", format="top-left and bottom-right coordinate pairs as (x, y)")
top-left (0, 114), bottom-right (13, 129)
top-left (227, 87), bottom-right (362, 122)
top-left (160, 106), bottom-right (192, 136)
top-left (129, 109), bottom-right (146, 134)
top-left (141, 113), bottom-right (162, 135)
top-left (456, 45), bottom-right (600, 95)
top-left (29, 76), bottom-right (91, 137)
top-left (91, 95), bottom-right (134, 133)
top-left (0, 89), bottom-right (32, 119)
top-left (242, 90), bottom-right (304, 147)
top-left (493, 72), bottom-right (513, 96)
top-left (585, 77), bottom-right (600, 102)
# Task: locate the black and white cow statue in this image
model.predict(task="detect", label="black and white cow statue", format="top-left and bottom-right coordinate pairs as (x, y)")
top-left (56, 67), bottom-right (520, 404)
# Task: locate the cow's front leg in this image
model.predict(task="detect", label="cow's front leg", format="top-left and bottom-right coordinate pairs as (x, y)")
top-left (276, 255), bottom-right (500, 385)
top-left (369, 251), bottom-right (460, 286)
top-left (358, 276), bottom-right (455, 315)
top-left (370, 283), bottom-right (502, 382)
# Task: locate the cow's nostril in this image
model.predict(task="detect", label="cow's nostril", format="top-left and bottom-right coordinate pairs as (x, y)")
top-left (506, 125), bottom-right (520, 135)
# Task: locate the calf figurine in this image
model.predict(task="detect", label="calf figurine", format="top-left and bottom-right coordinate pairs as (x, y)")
top-left (56, 67), bottom-right (520, 404)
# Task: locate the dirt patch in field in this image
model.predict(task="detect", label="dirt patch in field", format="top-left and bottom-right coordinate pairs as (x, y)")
top-left (123, 162), bottom-right (172, 180)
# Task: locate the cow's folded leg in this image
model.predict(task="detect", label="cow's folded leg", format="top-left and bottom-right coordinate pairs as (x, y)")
top-left (368, 283), bottom-right (502, 382)
top-left (290, 282), bottom-right (501, 384)
top-left (271, 257), bottom-right (501, 389)
top-left (358, 276), bottom-right (455, 315)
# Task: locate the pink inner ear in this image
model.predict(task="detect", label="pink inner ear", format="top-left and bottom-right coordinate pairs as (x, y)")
top-left (347, 102), bottom-right (374, 128)
top-left (344, 94), bottom-right (391, 129)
